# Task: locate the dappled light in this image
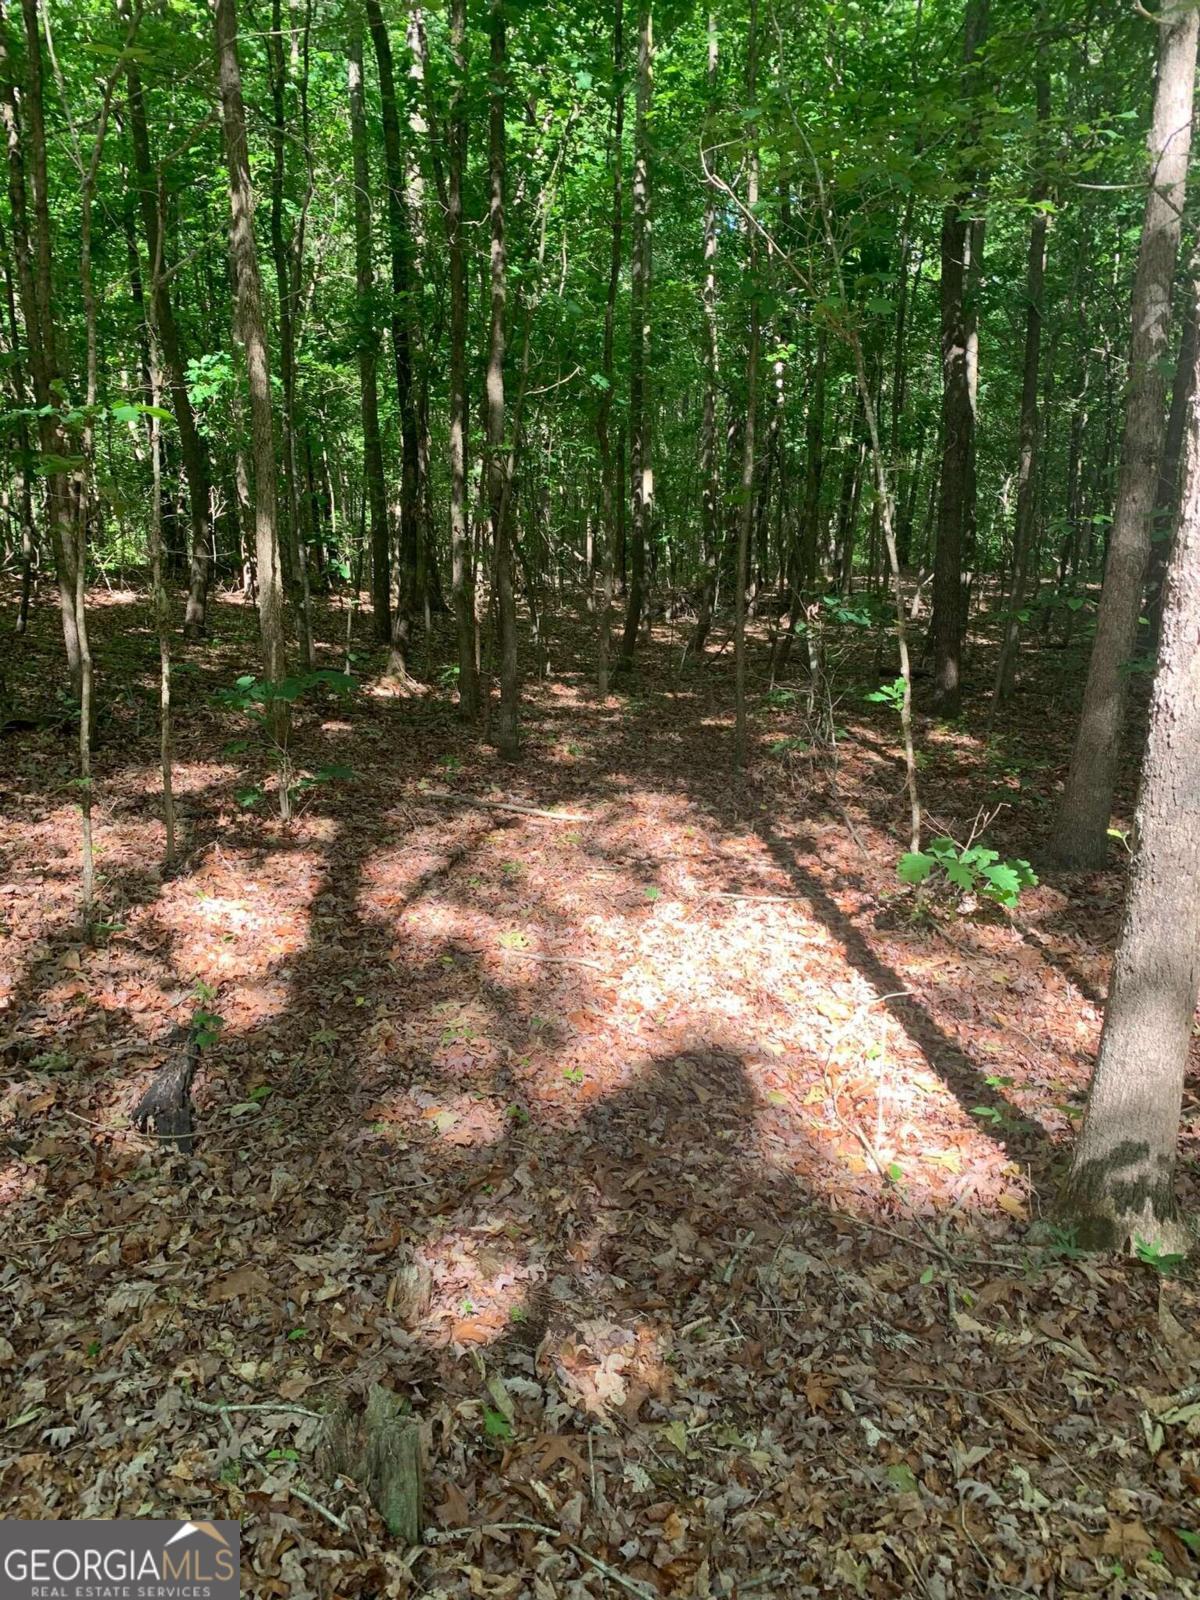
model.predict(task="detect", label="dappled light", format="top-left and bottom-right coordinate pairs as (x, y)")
top-left (4, 0), bottom-right (1200, 1588)
top-left (4, 583), bottom-right (1199, 1595)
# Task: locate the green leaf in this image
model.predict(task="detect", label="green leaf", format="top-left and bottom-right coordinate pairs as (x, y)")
top-left (885, 1463), bottom-right (918, 1492)
top-left (898, 852), bottom-right (935, 885)
top-left (483, 1407), bottom-right (513, 1440)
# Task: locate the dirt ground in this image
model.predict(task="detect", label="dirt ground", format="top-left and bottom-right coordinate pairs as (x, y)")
top-left (2, 583), bottom-right (1198, 1598)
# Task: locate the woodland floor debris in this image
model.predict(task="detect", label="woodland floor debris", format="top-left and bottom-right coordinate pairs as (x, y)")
top-left (0, 590), bottom-right (1198, 1597)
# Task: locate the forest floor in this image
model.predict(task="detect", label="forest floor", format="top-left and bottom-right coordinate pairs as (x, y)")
top-left (1, 581), bottom-right (1199, 1599)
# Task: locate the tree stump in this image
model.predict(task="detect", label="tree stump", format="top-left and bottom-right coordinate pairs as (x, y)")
top-left (319, 1384), bottom-right (423, 1543)
top-left (131, 1033), bottom-right (199, 1152)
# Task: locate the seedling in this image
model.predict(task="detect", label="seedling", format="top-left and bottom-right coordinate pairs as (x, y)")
top-left (898, 837), bottom-right (1037, 910)
top-left (216, 669), bottom-right (357, 821)
top-left (1134, 1237), bottom-right (1187, 1278)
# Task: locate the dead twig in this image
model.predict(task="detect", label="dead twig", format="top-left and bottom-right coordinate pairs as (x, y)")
top-left (421, 791), bottom-right (590, 822)
top-left (498, 949), bottom-right (607, 973)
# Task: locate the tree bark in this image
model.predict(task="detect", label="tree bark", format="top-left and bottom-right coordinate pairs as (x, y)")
top-left (347, 24), bottom-right (390, 645)
top-left (929, 0), bottom-right (988, 715)
top-left (215, 0), bottom-right (289, 723)
top-left (1048, 4), bottom-right (1198, 868)
top-left (486, 0), bottom-right (518, 759)
top-left (1, 0), bottom-right (81, 696)
top-left (123, 23), bottom-right (212, 637)
top-left (1058, 264), bottom-right (1200, 1255)
top-left (445, 0), bottom-right (478, 714)
top-left (364, 0), bottom-right (421, 677)
top-left (690, 11), bottom-right (719, 662)
top-left (990, 41), bottom-right (1049, 715)
top-left (733, 0), bottom-right (759, 767)
top-left (1146, 256), bottom-right (1198, 654)
top-left (618, 2), bottom-right (653, 671)
top-left (595, 0), bottom-right (626, 694)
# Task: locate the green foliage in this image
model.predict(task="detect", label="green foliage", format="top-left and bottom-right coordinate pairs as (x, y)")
top-left (898, 837), bottom-right (1037, 909)
top-left (1134, 1237), bottom-right (1188, 1278)
top-left (866, 676), bottom-right (905, 712)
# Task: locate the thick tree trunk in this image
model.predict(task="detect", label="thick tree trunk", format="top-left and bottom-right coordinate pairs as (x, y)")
top-left (1049, 6), bottom-right (1198, 868)
top-left (1146, 259), bottom-right (1198, 653)
top-left (618, 2), bottom-right (653, 671)
top-left (1058, 268), bottom-right (1200, 1256)
top-left (446, 0), bottom-right (478, 715)
top-left (929, 0), bottom-right (988, 715)
top-left (215, 0), bottom-right (289, 724)
top-left (347, 28), bottom-right (390, 645)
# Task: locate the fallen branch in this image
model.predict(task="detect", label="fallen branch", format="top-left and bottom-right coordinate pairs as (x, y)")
top-left (428, 1521), bottom-right (658, 1600)
top-left (499, 949), bottom-right (606, 973)
top-left (421, 791), bottom-right (590, 822)
top-left (188, 1398), bottom-right (324, 1419)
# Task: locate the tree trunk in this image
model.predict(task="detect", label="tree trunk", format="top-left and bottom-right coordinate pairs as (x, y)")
top-left (1, 0), bottom-right (81, 696)
top-left (215, 0), bottom-right (289, 724)
top-left (990, 42), bottom-right (1049, 715)
top-left (1048, 5), bottom-right (1198, 868)
top-left (347, 25), bottom-right (390, 645)
top-left (690, 11), bottom-right (719, 662)
top-left (733, 0), bottom-right (759, 767)
top-left (486, 0), bottom-right (519, 759)
top-left (364, 0), bottom-right (421, 677)
top-left (618, 2), bottom-right (653, 671)
top-left (446, 0), bottom-right (478, 715)
top-left (595, 0), bottom-right (625, 695)
top-left (124, 24), bottom-right (212, 637)
top-left (1058, 267), bottom-right (1200, 1255)
top-left (929, 0), bottom-right (988, 715)
top-left (1146, 256), bottom-right (1198, 654)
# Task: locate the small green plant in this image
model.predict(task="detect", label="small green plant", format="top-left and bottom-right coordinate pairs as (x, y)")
top-left (769, 735), bottom-right (809, 758)
top-left (763, 686), bottom-right (798, 709)
top-left (866, 676), bottom-right (905, 712)
top-left (562, 1066), bottom-right (585, 1085)
top-left (217, 668), bottom-right (357, 820)
top-left (898, 837), bottom-right (1038, 910)
top-left (1134, 1237), bottom-right (1188, 1277)
top-left (191, 981), bottom-right (224, 1048)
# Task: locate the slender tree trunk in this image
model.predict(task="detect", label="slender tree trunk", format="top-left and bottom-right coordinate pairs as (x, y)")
top-left (618, 2), bottom-right (653, 670)
top-left (1, 0), bottom-right (81, 696)
top-left (930, 0), bottom-right (989, 715)
top-left (1058, 265), bottom-right (1200, 1255)
top-left (347, 24), bottom-right (390, 646)
top-left (446, 0), bottom-right (478, 714)
top-left (216, 0), bottom-right (289, 729)
top-left (1049, 5), bottom-right (1198, 868)
top-left (733, 0), bottom-right (759, 767)
top-left (990, 42), bottom-right (1049, 716)
top-left (690, 11), bottom-right (719, 662)
top-left (486, 0), bottom-right (518, 759)
top-left (146, 335), bottom-right (175, 866)
top-left (123, 21), bottom-right (212, 637)
top-left (0, 219), bottom-right (34, 633)
top-left (364, 0), bottom-right (421, 676)
top-left (595, 0), bottom-right (625, 695)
